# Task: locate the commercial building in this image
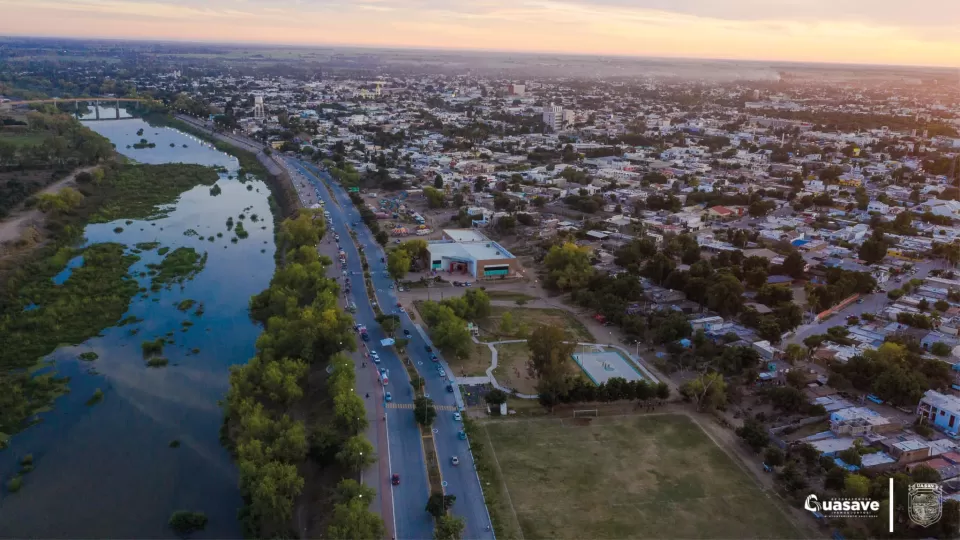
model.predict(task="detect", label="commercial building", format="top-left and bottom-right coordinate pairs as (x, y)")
top-left (427, 229), bottom-right (522, 279)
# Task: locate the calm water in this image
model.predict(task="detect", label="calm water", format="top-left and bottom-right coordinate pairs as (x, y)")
top-left (0, 116), bottom-right (276, 539)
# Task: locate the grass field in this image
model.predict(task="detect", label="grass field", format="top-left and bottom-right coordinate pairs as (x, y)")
top-left (449, 341), bottom-right (492, 377)
top-left (481, 414), bottom-right (800, 539)
top-left (480, 306), bottom-right (595, 342)
top-left (0, 132), bottom-right (48, 147)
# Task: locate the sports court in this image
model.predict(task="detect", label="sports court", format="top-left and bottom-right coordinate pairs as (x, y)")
top-left (572, 348), bottom-right (645, 385)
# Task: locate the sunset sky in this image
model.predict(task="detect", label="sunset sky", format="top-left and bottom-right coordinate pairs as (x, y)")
top-left (2, 0), bottom-right (960, 66)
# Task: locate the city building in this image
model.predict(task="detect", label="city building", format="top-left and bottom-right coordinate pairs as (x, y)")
top-left (427, 229), bottom-right (522, 279)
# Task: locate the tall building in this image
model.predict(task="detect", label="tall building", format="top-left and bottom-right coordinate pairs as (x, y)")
top-left (542, 104), bottom-right (575, 131)
top-left (508, 83), bottom-right (525, 96)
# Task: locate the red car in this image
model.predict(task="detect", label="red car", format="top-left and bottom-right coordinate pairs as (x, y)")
top-left (391, 474), bottom-right (400, 486)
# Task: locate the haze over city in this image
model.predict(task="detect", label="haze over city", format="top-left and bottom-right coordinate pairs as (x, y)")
top-left (2, 0), bottom-right (960, 66)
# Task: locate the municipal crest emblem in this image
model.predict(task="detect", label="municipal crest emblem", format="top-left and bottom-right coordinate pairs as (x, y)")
top-left (908, 482), bottom-right (943, 528)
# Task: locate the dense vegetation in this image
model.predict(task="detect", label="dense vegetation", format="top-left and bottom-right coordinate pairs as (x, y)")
top-left (0, 110), bottom-right (114, 217)
top-left (222, 208), bottom-right (382, 538)
top-left (89, 164), bottom-right (218, 223)
top-left (148, 247), bottom-right (208, 288)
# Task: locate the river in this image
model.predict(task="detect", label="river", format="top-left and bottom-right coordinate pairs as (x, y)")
top-left (0, 112), bottom-right (276, 539)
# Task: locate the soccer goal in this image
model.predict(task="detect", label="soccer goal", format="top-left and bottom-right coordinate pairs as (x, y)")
top-left (573, 409), bottom-right (598, 418)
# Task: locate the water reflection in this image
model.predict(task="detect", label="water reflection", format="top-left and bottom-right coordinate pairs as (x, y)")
top-left (0, 114), bottom-right (274, 539)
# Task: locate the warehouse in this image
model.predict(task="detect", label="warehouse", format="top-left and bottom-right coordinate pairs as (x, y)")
top-left (427, 229), bottom-right (522, 279)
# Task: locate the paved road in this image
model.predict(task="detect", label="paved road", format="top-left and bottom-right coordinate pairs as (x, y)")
top-left (785, 259), bottom-right (948, 346)
top-left (288, 159), bottom-right (495, 540)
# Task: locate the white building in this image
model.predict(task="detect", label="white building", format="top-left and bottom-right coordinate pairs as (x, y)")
top-left (543, 104), bottom-right (576, 131)
top-left (868, 201), bottom-right (890, 214)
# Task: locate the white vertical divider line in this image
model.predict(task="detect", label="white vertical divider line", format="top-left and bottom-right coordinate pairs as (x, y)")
top-left (889, 477), bottom-right (894, 533)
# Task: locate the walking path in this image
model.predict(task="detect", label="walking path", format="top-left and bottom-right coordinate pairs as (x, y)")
top-left (459, 335), bottom-right (660, 400)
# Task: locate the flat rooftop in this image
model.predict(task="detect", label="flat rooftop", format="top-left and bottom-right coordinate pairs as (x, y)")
top-left (443, 229), bottom-right (489, 243)
top-left (428, 241), bottom-right (515, 261)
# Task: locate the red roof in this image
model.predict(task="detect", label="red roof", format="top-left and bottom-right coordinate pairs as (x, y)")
top-left (709, 205), bottom-right (734, 216)
top-left (910, 458), bottom-right (951, 471)
top-left (941, 452), bottom-right (960, 464)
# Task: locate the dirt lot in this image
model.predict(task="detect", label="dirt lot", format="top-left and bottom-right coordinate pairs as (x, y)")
top-left (492, 342), bottom-right (538, 395)
top-left (481, 414), bottom-right (801, 539)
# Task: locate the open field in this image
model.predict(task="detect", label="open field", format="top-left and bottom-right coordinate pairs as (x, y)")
top-left (0, 132), bottom-right (48, 147)
top-left (479, 306), bottom-right (595, 342)
top-left (481, 414), bottom-right (800, 539)
top-left (448, 341), bottom-right (492, 377)
top-left (492, 342), bottom-right (538, 395)
top-left (485, 290), bottom-right (537, 302)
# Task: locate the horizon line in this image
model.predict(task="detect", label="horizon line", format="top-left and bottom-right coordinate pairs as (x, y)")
top-left (2, 33), bottom-right (959, 72)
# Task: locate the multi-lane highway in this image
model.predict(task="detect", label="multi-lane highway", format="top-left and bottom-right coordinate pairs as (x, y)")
top-left (285, 158), bottom-right (494, 540)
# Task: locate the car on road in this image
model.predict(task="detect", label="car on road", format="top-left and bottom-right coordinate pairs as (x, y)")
top-left (453, 412), bottom-right (462, 421)
top-left (385, 392), bottom-right (392, 402)
top-left (430, 354), bottom-right (438, 362)
top-left (371, 351), bottom-right (380, 363)
top-left (463, 282), bottom-right (471, 287)
top-left (458, 430), bottom-right (467, 440)
top-left (447, 384), bottom-right (454, 392)
top-left (438, 368), bottom-right (446, 377)
top-left (425, 345), bottom-right (433, 353)
top-left (404, 329), bottom-right (411, 337)
top-left (451, 456), bottom-right (460, 466)
top-left (857, 299), bottom-right (865, 304)
top-left (392, 474), bottom-right (400, 486)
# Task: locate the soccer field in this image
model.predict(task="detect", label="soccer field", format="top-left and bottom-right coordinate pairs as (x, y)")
top-left (481, 414), bottom-right (801, 539)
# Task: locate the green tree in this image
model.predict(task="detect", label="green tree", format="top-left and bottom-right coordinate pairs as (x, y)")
top-left (484, 388), bottom-right (508, 406)
top-left (434, 514), bottom-right (466, 540)
top-left (434, 174), bottom-right (444, 189)
top-left (781, 251), bottom-right (806, 278)
top-left (334, 479), bottom-right (376, 503)
top-left (387, 249), bottom-right (412, 281)
top-left (858, 237), bottom-right (888, 265)
top-left (424, 186), bottom-right (446, 208)
top-left (736, 416), bottom-right (769, 453)
top-left (680, 372), bottom-right (727, 411)
top-left (425, 492), bottom-right (457, 518)
top-left (527, 325), bottom-right (576, 410)
top-left (499, 311), bottom-right (514, 334)
top-left (784, 343), bottom-right (806, 365)
top-left (844, 474), bottom-right (871, 498)
top-left (543, 242), bottom-right (594, 291)
top-left (335, 435), bottom-right (376, 472)
top-left (931, 341), bottom-right (952, 356)
top-left (706, 273), bottom-right (744, 317)
top-left (414, 396), bottom-right (437, 426)
top-left (327, 498), bottom-right (386, 540)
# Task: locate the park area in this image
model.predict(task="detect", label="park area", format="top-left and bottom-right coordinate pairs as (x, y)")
top-left (479, 414), bottom-right (800, 539)
top-left (478, 306), bottom-right (595, 342)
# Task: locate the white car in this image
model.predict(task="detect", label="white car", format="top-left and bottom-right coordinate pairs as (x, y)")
top-left (453, 412), bottom-right (462, 421)
top-left (451, 456), bottom-right (460, 466)
top-left (371, 351), bottom-right (380, 363)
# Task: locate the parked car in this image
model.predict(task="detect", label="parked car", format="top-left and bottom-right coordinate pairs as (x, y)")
top-left (453, 412), bottom-right (462, 421)
top-left (392, 474), bottom-right (400, 486)
top-left (458, 430), bottom-right (467, 440)
top-left (431, 354), bottom-right (438, 362)
top-left (425, 345), bottom-right (433, 353)
top-left (404, 329), bottom-right (411, 337)
top-left (371, 351), bottom-right (380, 363)
top-left (385, 392), bottom-right (392, 402)
top-left (446, 384), bottom-right (454, 393)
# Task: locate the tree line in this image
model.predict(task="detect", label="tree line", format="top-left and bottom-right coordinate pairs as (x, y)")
top-left (223, 208), bottom-right (382, 538)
